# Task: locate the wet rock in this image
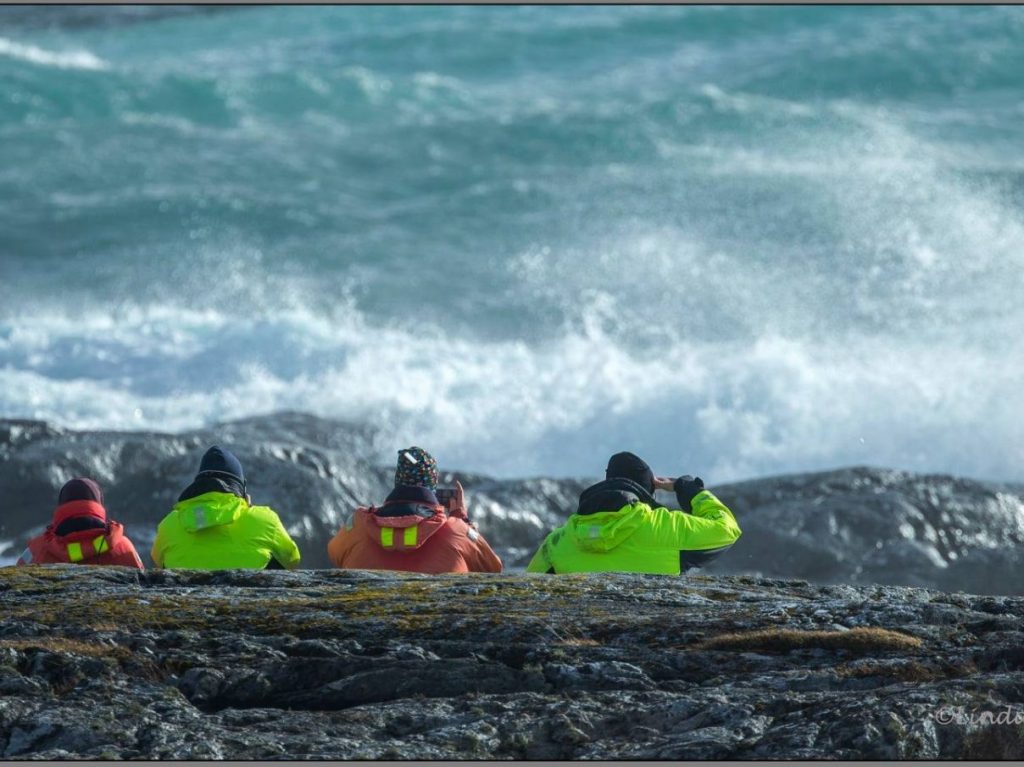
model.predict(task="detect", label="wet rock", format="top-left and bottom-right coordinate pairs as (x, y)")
top-left (0, 567), bottom-right (1023, 758)
top-left (176, 667), bottom-right (226, 706)
top-left (544, 660), bottom-right (655, 692)
top-left (703, 466), bottom-right (1024, 595)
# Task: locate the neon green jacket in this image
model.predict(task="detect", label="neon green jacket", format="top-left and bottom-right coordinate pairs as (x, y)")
top-left (526, 489), bottom-right (740, 575)
top-left (151, 491), bottom-right (301, 570)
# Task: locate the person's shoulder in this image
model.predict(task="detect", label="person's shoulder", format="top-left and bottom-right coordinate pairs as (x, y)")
top-left (545, 519), bottom-right (571, 536)
top-left (440, 513), bottom-right (465, 528)
top-left (156, 504), bottom-right (182, 527)
top-left (349, 506), bottom-right (376, 529)
top-left (442, 516), bottom-right (487, 545)
top-left (24, 531), bottom-right (45, 549)
top-left (443, 515), bottom-right (473, 533)
top-left (108, 519), bottom-right (138, 536)
top-left (246, 504), bottom-right (282, 523)
top-left (18, 532), bottom-right (50, 563)
top-left (627, 503), bottom-right (677, 528)
top-left (110, 524), bottom-right (142, 551)
top-left (330, 508), bottom-right (364, 537)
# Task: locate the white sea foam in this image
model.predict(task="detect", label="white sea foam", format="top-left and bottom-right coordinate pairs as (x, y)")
top-left (1, 298), bottom-right (1021, 483)
top-left (0, 539), bottom-right (19, 568)
top-left (1, 8), bottom-right (1021, 486)
top-left (2, 109), bottom-right (1022, 482)
top-left (0, 36), bottom-right (109, 71)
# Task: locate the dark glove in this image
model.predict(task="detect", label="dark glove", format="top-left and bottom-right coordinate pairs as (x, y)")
top-left (673, 475), bottom-right (705, 509)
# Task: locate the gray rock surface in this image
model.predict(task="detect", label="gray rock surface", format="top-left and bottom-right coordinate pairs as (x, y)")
top-left (1, 566), bottom-right (1023, 759)
top-left (703, 467), bottom-right (1024, 595)
top-left (2, 414), bottom-right (1023, 594)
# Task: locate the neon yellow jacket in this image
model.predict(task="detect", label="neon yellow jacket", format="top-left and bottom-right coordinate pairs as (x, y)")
top-left (526, 490), bottom-right (740, 575)
top-left (151, 491), bottom-right (301, 570)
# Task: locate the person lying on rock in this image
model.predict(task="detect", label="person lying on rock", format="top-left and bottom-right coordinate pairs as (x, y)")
top-left (16, 478), bottom-right (144, 569)
top-left (526, 451), bottom-right (741, 575)
top-left (327, 446), bottom-right (503, 574)
top-left (151, 446), bottom-right (301, 570)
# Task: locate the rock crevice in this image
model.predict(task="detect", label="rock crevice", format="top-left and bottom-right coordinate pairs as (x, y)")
top-left (1, 567), bottom-right (1023, 758)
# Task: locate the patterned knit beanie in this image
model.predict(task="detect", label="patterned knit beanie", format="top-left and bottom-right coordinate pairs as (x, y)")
top-left (395, 446), bottom-right (438, 490)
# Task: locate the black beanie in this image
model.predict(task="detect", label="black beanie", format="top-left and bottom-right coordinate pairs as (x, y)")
top-left (197, 446), bottom-right (245, 484)
top-left (58, 477), bottom-right (104, 505)
top-left (605, 452), bottom-right (655, 494)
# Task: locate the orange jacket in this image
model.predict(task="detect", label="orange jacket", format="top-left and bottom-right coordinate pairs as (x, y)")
top-left (17, 500), bottom-right (144, 569)
top-left (328, 498), bottom-right (502, 574)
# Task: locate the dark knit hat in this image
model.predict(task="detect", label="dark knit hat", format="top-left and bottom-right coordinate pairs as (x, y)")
top-left (395, 446), bottom-right (438, 490)
top-left (197, 446), bottom-right (245, 485)
top-left (58, 477), bottom-right (104, 505)
top-left (605, 452), bottom-right (655, 494)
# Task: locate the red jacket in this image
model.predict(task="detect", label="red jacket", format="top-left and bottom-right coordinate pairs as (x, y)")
top-left (16, 500), bottom-right (144, 570)
top-left (328, 500), bottom-right (502, 574)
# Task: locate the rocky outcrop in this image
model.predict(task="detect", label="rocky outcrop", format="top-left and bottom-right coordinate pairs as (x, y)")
top-left (2, 414), bottom-right (1023, 594)
top-left (1, 566), bottom-right (1023, 759)
top-left (703, 467), bottom-right (1024, 595)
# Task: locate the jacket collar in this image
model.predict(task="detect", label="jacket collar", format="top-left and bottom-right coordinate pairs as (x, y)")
top-left (51, 499), bottom-right (107, 529)
top-left (385, 484), bottom-right (440, 507)
top-left (178, 475), bottom-right (246, 503)
top-left (577, 477), bottom-right (658, 516)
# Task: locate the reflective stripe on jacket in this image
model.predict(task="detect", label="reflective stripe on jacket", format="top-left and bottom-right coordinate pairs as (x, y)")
top-left (526, 490), bottom-right (740, 575)
top-left (151, 491), bottom-right (301, 570)
top-left (327, 505), bottom-right (503, 574)
top-left (17, 499), bottom-right (144, 570)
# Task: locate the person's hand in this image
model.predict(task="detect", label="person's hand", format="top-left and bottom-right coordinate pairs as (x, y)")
top-left (673, 475), bottom-right (705, 506)
top-left (450, 480), bottom-right (469, 520)
top-left (653, 476), bottom-right (676, 492)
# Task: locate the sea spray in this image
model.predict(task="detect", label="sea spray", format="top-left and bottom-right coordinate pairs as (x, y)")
top-left (1, 5), bottom-right (1022, 481)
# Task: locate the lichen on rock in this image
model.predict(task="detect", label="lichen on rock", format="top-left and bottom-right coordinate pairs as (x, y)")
top-left (1, 566), bottom-right (1023, 758)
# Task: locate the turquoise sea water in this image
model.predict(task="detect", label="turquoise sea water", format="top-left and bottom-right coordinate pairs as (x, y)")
top-left (1, 6), bottom-right (1023, 480)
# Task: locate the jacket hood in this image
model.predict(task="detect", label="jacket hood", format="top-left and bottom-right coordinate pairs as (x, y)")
top-left (577, 477), bottom-right (658, 516)
top-left (566, 502), bottom-right (649, 553)
top-left (178, 475), bottom-right (246, 503)
top-left (43, 520), bottom-right (126, 561)
top-left (385, 485), bottom-right (440, 507)
top-left (357, 501), bottom-right (447, 551)
top-left (51, 499), bottom-right (107, 529)
top-left (173, 492), bottom-right (247, 532)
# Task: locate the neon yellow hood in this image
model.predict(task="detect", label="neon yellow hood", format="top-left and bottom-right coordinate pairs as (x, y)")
top-left (152, 491), bottom-right (302, 570)
top-left (565, 503), bottom-right (647, 552)
top-left (175, 492), bottom-right (246, 532)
